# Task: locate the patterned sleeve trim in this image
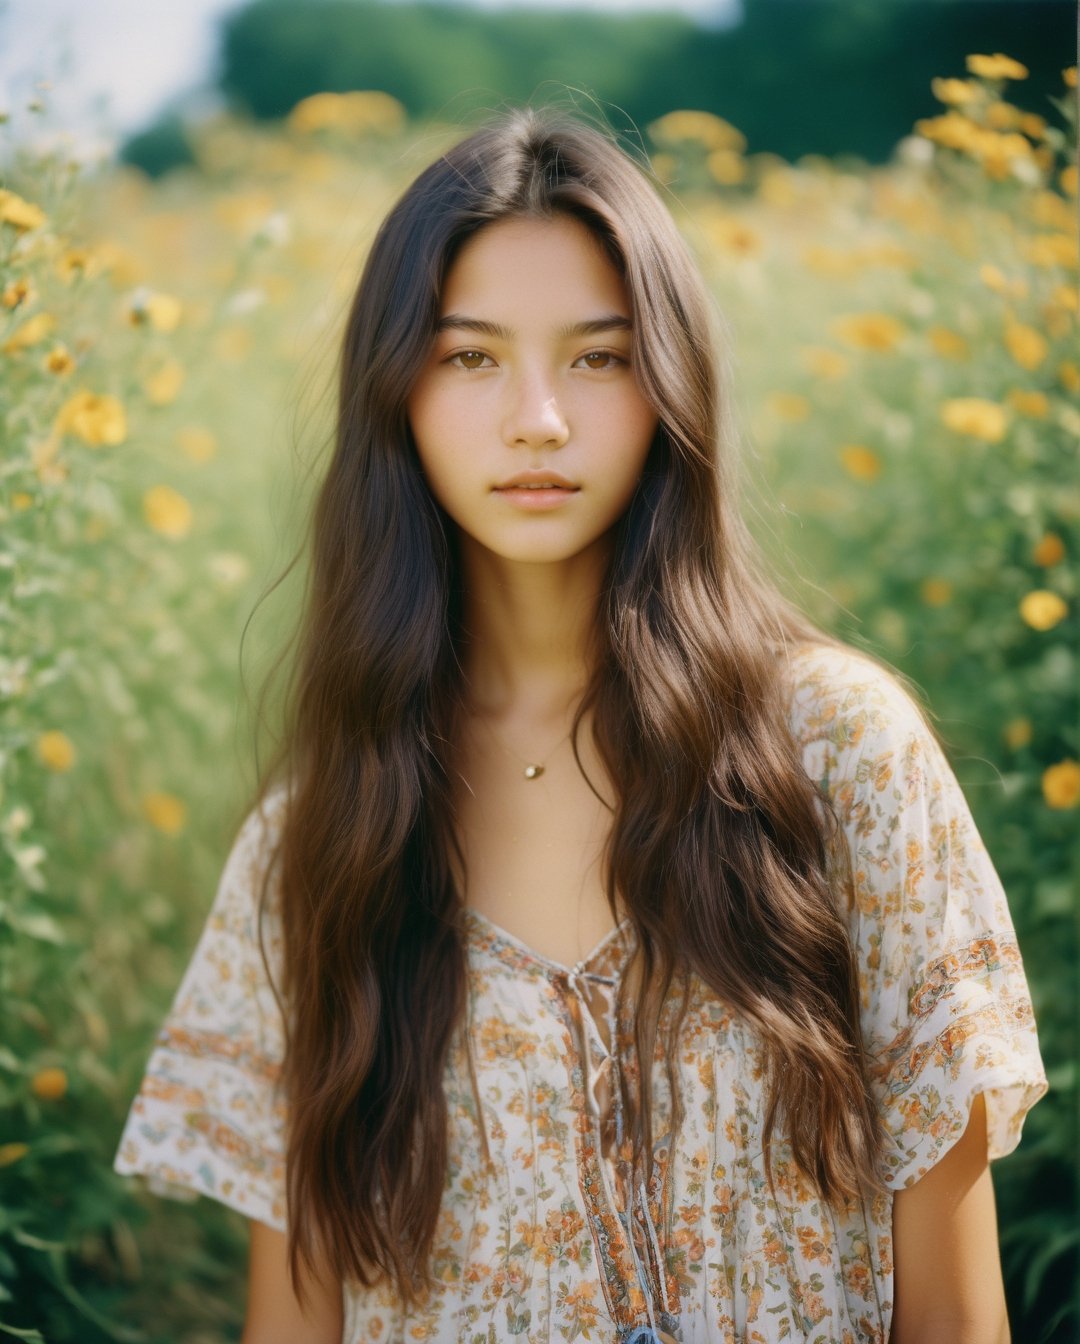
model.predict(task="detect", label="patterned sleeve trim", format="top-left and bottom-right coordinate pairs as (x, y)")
top-left (114, 1051), bottom-right (289, 1230)
top-left (870, 931), bottom-right (1048, 1187)
top-left (113, 790), bottom-right (290, 1232)
top-left (156, 1023), bottom-right (284, 1083)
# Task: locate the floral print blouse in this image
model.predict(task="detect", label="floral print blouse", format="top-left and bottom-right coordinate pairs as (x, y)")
top-left (114, 642), bottom-right (1047, 1343)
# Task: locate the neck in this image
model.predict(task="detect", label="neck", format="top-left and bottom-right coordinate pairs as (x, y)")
top-left (457, 533), bottom-right (609, 722)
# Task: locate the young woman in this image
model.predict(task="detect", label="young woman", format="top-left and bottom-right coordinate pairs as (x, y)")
top-left (115, 109), bottom-right (1047, 1344)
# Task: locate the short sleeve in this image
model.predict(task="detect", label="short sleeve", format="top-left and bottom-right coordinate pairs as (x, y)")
top-left (113, 787), bottom-right (290, 1230)
top-left (788, 644), bottom-right (1048, 1189)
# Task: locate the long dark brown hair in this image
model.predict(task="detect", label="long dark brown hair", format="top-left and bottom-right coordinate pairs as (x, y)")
top-left (252, 106), bottom-right (890, 1303)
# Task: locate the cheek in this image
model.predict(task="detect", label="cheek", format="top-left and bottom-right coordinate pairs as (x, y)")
top-left (602, 395), bottom-right (659, 478)
top-left (408, 407), bottom-right (480, 530)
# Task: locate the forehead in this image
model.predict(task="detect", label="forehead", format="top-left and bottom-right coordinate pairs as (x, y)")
top-left (440, 214), bottom-right (629, 319)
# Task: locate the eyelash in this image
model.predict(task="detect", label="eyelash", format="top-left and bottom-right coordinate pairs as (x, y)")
top-left (445, 349), bottom-right (627, 372)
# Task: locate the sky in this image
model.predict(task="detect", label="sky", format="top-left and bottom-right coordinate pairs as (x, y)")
top-left (0, 0), bottom-right (741, 164)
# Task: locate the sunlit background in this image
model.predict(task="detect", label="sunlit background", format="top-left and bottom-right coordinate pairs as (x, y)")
top-left (0, 0), bottom-right (1076, 1338)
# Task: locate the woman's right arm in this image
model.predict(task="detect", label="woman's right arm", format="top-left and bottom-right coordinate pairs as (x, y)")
top-left (242, 1220), bottom-right (343, 1344)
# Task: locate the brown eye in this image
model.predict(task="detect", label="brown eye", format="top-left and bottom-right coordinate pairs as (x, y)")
top-left (453, 350), bottom-right (490, 370)
top-left (576, 350), bottom-right (621, 370)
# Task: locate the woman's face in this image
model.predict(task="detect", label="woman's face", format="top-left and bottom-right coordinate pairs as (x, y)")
top-left (407, 213), bottom-right (659, 567)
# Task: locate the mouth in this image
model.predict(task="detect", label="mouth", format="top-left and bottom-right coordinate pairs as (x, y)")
top-left (494, 483), bottom-right (579, 492)
top-left (494, 471), bottom-right (580, 492)
top-left (492, 474), bottom-right (580, 510)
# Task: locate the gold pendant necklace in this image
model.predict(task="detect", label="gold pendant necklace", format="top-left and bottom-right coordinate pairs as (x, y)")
top-left (475, 714), bottom-right (571, 780)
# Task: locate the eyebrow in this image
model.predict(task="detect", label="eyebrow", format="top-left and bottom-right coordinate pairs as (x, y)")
top-left (435, 313), bottom-right (633, 340)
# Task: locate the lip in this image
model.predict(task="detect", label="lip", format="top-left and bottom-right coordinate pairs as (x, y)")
top-left (495, 486), bottom-right (577, 510)
top-left (494, 470), bottom-right (579, 491)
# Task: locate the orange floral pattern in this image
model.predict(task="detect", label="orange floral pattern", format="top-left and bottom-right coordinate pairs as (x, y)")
top-left (115, 643), bottom-right (1046, 1342)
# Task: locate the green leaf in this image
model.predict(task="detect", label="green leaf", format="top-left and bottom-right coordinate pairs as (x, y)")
top-left (0, 1324), bottom-right (45, 1343)
top-left (1023, 1225), bottom-right (1080, 1311)
top-left (4, 910), bottom-right (64, 945)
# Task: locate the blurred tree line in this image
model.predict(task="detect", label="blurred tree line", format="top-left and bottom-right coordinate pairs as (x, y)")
top-left (124, 0), bottom-right (1073, 175)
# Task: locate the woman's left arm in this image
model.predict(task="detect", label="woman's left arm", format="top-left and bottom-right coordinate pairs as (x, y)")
top-left (890, 1091), bottom-right (1009, 1344)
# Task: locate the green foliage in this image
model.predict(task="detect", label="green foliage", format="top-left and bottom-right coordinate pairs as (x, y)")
top-left (2, 58), bottom-right (1077, 1343)
top-left (208, 0), bottom-right (1074, 163)
top-left (118, 115), bottom-right (196, 180)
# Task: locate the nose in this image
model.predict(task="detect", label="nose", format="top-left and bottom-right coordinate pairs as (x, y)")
top-left (501, 365), bottom-right (569, 451)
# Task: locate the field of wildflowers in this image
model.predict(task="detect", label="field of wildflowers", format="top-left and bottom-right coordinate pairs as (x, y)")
top-left (1, 58), bottom-right (1076, 1342)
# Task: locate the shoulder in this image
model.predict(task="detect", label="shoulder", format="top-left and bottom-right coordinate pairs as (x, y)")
top-left (225, 784), bottom-right (290, 885)
top-left (780, 639), bottom-right (930, 757)
top-left (777, 639), bottom-right (950, 828)
top-left (207, 783), bottom-right (291, 945)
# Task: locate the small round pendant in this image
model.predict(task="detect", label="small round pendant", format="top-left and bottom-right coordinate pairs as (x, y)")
top-left (523, 763), bottom-right (544, 780)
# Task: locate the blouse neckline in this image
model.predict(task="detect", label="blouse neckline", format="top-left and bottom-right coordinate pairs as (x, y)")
top-left (463, 906), bottom-right (634, 978)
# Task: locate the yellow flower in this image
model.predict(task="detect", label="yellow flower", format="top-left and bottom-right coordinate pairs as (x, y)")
top-left (1032, 532), bottom-right (1065, 566)
top-left (767, 392), bottom-right (811, 423)
top-left (1042, 760), bottom-right (1080, 809)
top-left (799, 346), bottom-right (849, 380)
top-left (1006, 388), bottom-right (1048, 418)
top-left (985, 100), bottom-right (1022, 129)
top-left (55, 390), bottom-right (127, 446)
top-left (1004, 321), bottom-right (1047, 371)
top-left (44, 344), bottom-right (74, 375)
top-left (978, 264), bottom-right (1026, 299)
top-left (1059, 361), bottom-right (1080, 394)
top-left (650, 152), bottom-right (676, 185)
top-left (1064, 66), bottom-right (1078, 88)
top-left (1022, 233), bottom-right (1079, 269)
top-left (975, 130), bottom-right (1033, 180)
top-left (649, 110), bottom-right (746, 152)
top-left (287, 90), bottom-right (405, 136)
top-left (920, 578), bottom-right (952, 607)
top-left (940, 398), bottom-right (1008, 442)
top-left (706, 149), bottom-right (746, 185)
top-left (143, 486), bottom-right (193, 540)
top-left (2, 311), bottom-right (56, 353)
top-left (31, 436), bottom-right (67, 486)
top-left (839, 445), bottom-right (882, 481)
top-left (0, 188), bottom-right (46, 231)
top-left (759, 170), bottom-right (800, 209)
top-left (36, 730), bottom-right (75, 772)
top-left (144, 359), bottom-right (185, 406)
top-left (978, 263), bottom-right (1007, 293)
top-left (55, 248), bottom-right (95, 282)
top-left (2, 277), bottom-right (33, 308)
top-left (30, 1067), bottom-right (68, 1101)
top-left (11, 491), bottom-right (33, 511)
top-left (147, 292), bottom-right (183, 332)
top-left (859, 241), bottom-right (918, 271)
top-left (129, 288), bottom-right (183, 332)
top-left (915, 111), bottom-right (982, 152)
top-left (1059, 164), bottom-right (1078, 197)
top-left (1050, 284), bottom-right (1079, 313)
top-left (176, 426), bottom-right (217, 463)
top-left (1018, 113), bottom-right (1047, 140)
top-left (829, 313), bottom-right (905, 353)
top-left (0, 1143), bottom-right (29, 1167)
top-left (1019, 589), bottom-right (1067, 631)
top-left (1003, 717), bottom-right (1032, 750)
top-left (212, 325), bottom-right (253, 361)
top-left (928, 326), bottom-right (969, 360)
top-left (966, 53), bottom-right (1028, 81)
top-left (800, 244), bottom-right (858, 278)
top-left (931, 77), bottom-right (980, 106)
top-left (142, 791), bottom-right (187, 836)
